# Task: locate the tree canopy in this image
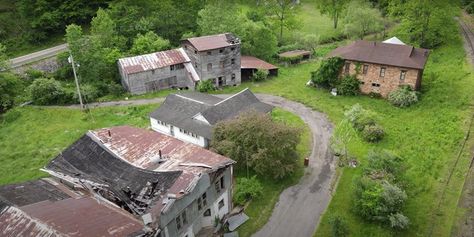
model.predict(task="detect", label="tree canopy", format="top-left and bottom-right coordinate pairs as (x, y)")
top-left (343, 1), bottom-right (384, 39)
top-left (130, 31), bottom-right (171, 55)
top-left (315, 0), bottom-right (349, 29)
top-left (211, 111), bottom-right (302, 179)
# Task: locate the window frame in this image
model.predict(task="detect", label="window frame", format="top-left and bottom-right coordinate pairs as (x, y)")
top-left (218, 199), bottom-right (224, 209)
top-left (400, 70), bottom-right (407, 80)
top-left (362, 65), bottom-right (369, 75)
top-left (379, 67), bottom-right (386, 77)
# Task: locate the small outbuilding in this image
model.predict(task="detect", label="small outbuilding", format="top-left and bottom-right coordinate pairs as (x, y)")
top-left (240, 56), bottom-right (278, 81)
top-left (278, 49), bottom-right (312, 65)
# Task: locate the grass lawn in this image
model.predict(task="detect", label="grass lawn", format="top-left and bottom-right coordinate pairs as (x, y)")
top-left (236, 108), bottom-right (312, 237)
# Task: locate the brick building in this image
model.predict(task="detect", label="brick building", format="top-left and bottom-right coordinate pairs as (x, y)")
top-left (329, 39), bottom-right (430, 97)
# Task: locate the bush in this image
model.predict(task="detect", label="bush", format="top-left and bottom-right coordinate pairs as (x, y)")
top-left (336, 75), bottom-right (361, 96)
top-left (252, 69), bottom-right (269, 82)
top-left (28, 78), bottom-right (66, 105)
top-left (467, 2), bottom-right (474, 14)
top-left (388, 86), bottom-right (418, 107)
top-left (197, 80), bottom-right (215, 92)
top-left (54, 51), bottom-right (73, 80)
top-left (364, 150), bottom-right (403, 180)
top-left (77, 84), bottom-right (99, 102)
top-left (389, 213), bottom-right (410, 230)
top-left (329, 215), bottom-right (349, 237)
top-left (25, 68), bottom-right (46, 80)
top-left (233, 176), bottom-right (263, 206)
top-left (344, 104), bottom-right (375, 131)
top-left (311, 57), bottom-right (344, 89)
top-left (0, 73), bottom-right (24, 113)
top-left (107, 83), bottom-right (125, 96)
top-left (362, 124), bottom-right (385, 142)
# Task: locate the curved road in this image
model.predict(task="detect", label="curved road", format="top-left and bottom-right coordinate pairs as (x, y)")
top-left (9, 43), bottom-right (68, 68)
top-left (51, 94), bottom-right (336, 237)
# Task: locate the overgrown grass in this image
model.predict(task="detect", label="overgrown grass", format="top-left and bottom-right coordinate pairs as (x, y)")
top-left (236, 107), bottom-right (312, 237)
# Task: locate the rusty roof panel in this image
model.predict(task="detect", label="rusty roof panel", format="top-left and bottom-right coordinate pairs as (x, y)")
top-left (119, 48), bottom-right (189, 75)
top-left (184, 33), bottom-right (239, 51)
top-left (241, 56), bottom-right (278, 70)
top-left (0, 205), bottom-right (63, 237)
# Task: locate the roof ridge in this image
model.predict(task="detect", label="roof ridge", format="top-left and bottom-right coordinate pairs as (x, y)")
top-left (174, 93), bottom-right (209, 105)
top-left (214, 88), bottom-right (250, 106)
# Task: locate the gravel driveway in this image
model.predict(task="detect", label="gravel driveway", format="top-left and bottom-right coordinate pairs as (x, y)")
top-left (50, 93), bottom-right (336, 237)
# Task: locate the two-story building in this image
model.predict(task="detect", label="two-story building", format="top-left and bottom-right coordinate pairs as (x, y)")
top-left (118, 33), bottom-right (241, 95)
top-left (41, 126), bottom-right (235, 237)
top-left (150, 88), bottom-right (274, 148)
top-left (328, 37), bottom-right (430, 97)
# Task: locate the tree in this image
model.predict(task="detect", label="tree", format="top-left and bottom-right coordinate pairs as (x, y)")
top-left (330, 119), bottom-right (355, 163)
top-left (130, 31), bottom-right (171, 55)
top-left (264, 0), bottom-right (299, 43)
top-left (197, 2), bottom-right (247, 36)
top-left (0, 43), bottom-right (8, 70)
top-left (343, 1), bottom-right (384, 39)
top-left (240, 21), bottom-right (278, 60)
top-left (0, 73), bottom-right (24, 113)
top-left (310, 57), bottom-right (345, 88)
top-left (316, 0), bottom-right (349, 29)
top-left (212, 111), bottom-right (302, 179)
top-left (28, 78), bottom-right (67, 105)
top-left (392, 0), bottom-right (455, 48)
top-left (196, 80), bottom-right (215, 92)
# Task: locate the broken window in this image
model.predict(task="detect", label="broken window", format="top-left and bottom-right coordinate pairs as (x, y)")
top-left (231, 47), bottom-right (235, 51)
top-left (231, 74), bottom-right (236, 82)
top-left (204, 209), bottom-right (211, 216)
top-left (202, 192), bottom-right (207, 206)
top-left (198, 197), bottom-right (202, 210)
top-left (215, 176), bottom-right (224, 192)
top-left (363, 65), bottom-right (369, 75)
top-left (207, 51), bottom-right (212, 55)
top-left (220, 176), bottom-right (225, 189)
top-left (231, 58), bottom-right (235, 65)
top-left (219, 49), bottom-right (224, 53)
top-left (176, 216), bottom-right (181, 230)
top-left (207, 63), bottom-right (212, 71)
top-left (182, 211), bottom-right (187, 225)
top-left (400, 70), bottom-right (407, 80)
top-left (218, 199), bottom-right (224, 209)
top-left (380, 67), bottom-right (386, 77)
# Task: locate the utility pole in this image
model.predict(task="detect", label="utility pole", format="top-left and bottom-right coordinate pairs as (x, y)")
top-left (68, 53), bottom-right (84, 109)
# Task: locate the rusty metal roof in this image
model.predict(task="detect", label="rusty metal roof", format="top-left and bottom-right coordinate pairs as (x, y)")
top-left (119, 48), bottom-right (189, 75)
top-left (278, 49), bottom-right (312, 58)
top-left (183, 33), bottom-right (239, 51)
top-left (328, 40), bottom-right (429, 70)
top-left (241, 56), bottom-right (278, 70)
top-left (0, 179), bottom-right (71, 207)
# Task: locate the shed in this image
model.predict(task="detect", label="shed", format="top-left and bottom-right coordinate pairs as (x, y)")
top-left (240, 56), bottom-right (278, 81)
top-left (278, 49), bottom-right (312, 64)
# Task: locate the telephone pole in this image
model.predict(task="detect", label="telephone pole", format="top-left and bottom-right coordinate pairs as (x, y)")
top-left (68, 53), bottom-right (84, 109)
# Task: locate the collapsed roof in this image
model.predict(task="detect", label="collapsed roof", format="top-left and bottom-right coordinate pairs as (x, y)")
top-left (150, 88), bottom-right (274, 139)
top-left (328, 40), bottom-right (429, 70)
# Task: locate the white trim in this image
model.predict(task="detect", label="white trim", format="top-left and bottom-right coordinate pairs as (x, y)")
top-left (214, 88), bottom-right (249, 105)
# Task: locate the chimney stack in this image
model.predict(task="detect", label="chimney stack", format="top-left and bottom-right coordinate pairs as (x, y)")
top-left (159, 150), bottom-right (162, 159)
top-left (108, 130), bottom-right (111, 137)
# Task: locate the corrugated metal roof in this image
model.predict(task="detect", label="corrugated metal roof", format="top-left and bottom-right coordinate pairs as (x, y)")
top-left (328, 40), bottom-right (429, 70)
top-left (119, 48), bottom-right (189, 75)
top-left (184, 33), bottom-right (239, 51)
top-left (241, 56), bottom-right (278, 70)
top-left (278, 49), bottom-right (312, 58)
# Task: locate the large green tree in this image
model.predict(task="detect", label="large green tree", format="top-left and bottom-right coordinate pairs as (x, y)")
top-left (0, 73), bottom-right (24, 113)
top-left (197, 2), bottom-right (247, 36)
top-left (130, 31), bottom-right (171, 55)
top-left (264, 0), bottom-right (299, 43)
top-left (211, 111), bottom-right (302, 179)
top-left (315, 0), bottom-right (349, 29)
top-left (343, 1), bottom-right (384, 39)
top-left (0, 43), bottom-right (8, 70)
top-left (240, 22), bottom-right (278, 60)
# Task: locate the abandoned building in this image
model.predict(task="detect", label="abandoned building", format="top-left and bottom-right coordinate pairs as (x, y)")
top-left (278, 49), bottom-right (312, 65)
top-left (1, 126), bottom-right (236, 237)
top-left (0, 179), bottom-right (145, 236)
top-left (240, 55), bottom-right (279, 81)
top-left (118, 33), bottom-right (241, 95)
top-left (328, 38), bottom-right (430, 97)
top-left (150, 88), bottom-right (274, 147)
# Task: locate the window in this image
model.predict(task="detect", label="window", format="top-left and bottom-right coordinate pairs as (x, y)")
top-left (231, 47), bottom-right (235, 51)
top-left (176, 216), bottom-right (181, 230)
top-left (371, 83), bottom-right (380, 87)
top-left (231, 74), bottom-right (236, 81)
top-left (194, 62), bottom-right (198, 68)
top-left (194, 50), bottom-right (197, 54)
top-left (219, 49), bottom-right (224, 53)
top-left (182, 211), bottom-right (187, 225)
top-left (344, 62), bottom-right (350, 74)
top-left (170, 65), bottom-right (175, 71)
top-left (231, 58), bottom-right (235, 65)
top-left (202, 192), bottom-right (207, 206)
top-left (363, 65), bottom-right (369, 75)
top-left (220, 176), bottom-right (225, 189)
top-left (204, 209), bottom-right (211, 217)
top-left (218, 199), bottom-right (224, 209)
top-left (400, 70), bottom-right (407, 80)
top-left (207, 63), bottom-right (212, 71)
top-left (207, 51), bottom-right (212, 55)
top-left (379, 67), bottom-right (386, 77)
top-left (215, 176), bottom-right (224, 192)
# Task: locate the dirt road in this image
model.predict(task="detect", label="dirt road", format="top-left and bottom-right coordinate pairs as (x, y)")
top-left (9, 43), bottom-right (68, 68)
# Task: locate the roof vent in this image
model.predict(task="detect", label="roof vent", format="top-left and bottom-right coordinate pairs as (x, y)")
top-left (107, 130), bottom-right (111, 137)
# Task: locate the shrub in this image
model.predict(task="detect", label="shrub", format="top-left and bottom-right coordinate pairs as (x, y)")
top-left (0, 73), bottom-right (24, 113)
top-left (25, 68), bottom-right (46, 80)
top-left (233, 176), bottom-right (263, 205)
top-left (388, 86), bottom-right (418, 107)
top-left (76, 84), bottom-right (99, 102)
top-left (311, 57), bottom-right (344, 89)
top-left (107, 83), bottom-right (125, 96)
top-left (197, 80), bottom-right (215, 92)
top-left (54, 51), bottom-right (73, 80)
top-left (344, 104), bottom-right (375, 131)
top-left (467, 2), bottom-right (474, 14)
top-left (362, 124), bottom-right (385, 142)
top-left (329, 215), bottom-right (349, 237)
top-left (28, 78), bottom-right (66, 105)
top-left (337, 75), bottom-right (361, 96)
top-left (252, 69), bottom-right (269, 82)
top-left (364, 150), bottom-right (404, 180)
top-left (389, 213), bottom-right (410, 230)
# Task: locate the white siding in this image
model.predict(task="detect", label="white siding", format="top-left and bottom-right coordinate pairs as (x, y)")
top-left (150, 118), bottom-right (172, 136)
top-left (173, 127), bottom-right (207, 147)
top-left (213, 190), bottom-right (230, 219)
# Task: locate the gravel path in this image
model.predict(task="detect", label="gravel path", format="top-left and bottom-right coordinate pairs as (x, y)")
top-left (9, 43), bottom-right (68, 68)
top-left (49, 93), bottom-right (336, 237)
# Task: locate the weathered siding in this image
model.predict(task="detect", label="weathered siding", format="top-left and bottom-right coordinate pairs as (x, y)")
top-left (343, 60), bottom-right (421, 97)
top-left (161, 167), bottom-right (233, 237)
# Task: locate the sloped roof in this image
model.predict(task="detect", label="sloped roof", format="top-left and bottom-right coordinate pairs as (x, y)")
top-left (45, 134), bottom-right (182, 215)
top-left (183, 33), bottom-right (240, 51)
top-left (150, 89), bottom-right (274, 139)
top-left (278, 49), bottom-right (311, 58)
top-left (383, 36), bottom-right (405, 45)
top-left (241, 56), bottom-right (278, 70)
top-left (0, 180), bottom-right (70, 207)
top-left (119, 48), bottom-right (189, 75)
top-left (328, 40), bottom-right (429, 70)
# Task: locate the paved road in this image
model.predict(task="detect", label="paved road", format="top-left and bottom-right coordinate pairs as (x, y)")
top-left (9, 43), bottom-right (68, 68)
top-left (47, 93), bottom-right (336, 237)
